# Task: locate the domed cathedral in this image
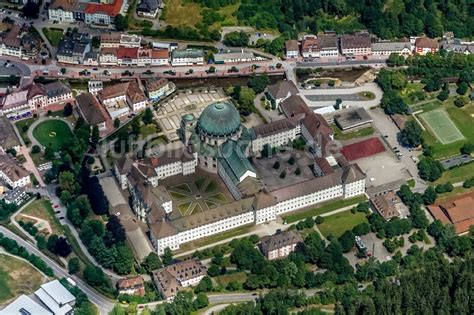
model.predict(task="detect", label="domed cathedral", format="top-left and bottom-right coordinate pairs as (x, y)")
top-left (179, 101), bottom-right (250, 174)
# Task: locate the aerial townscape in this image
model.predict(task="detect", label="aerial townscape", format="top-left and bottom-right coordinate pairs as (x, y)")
top-left (0, 0), bottom-right (473, 314)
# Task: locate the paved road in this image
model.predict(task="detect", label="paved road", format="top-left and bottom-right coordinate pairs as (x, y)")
top-left (0, 226), bottom-right (115, 314)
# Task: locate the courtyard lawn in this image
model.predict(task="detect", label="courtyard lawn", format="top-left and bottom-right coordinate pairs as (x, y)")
top-left (19, 199), bottom-right (63, 236)
top-left (435, 162), bottom-right (474, 185)
top-left (282, 195), bottom-right (367, 223)
top-left (42, 27), bottom-right (64, 46)
top-left (32, 119), bottom-right (72, 152)
top-left (0, 254), bottom-right (47, 304)
top-left (332, 125), bottom-right (374, 141)
top-left (317, 210), bottom-right (368, 238)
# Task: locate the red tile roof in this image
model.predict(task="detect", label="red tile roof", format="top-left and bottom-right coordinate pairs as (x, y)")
top-left (117, 47), bottom-right (138, 59)
top-left (427, 196), bottom-right (474, 235)
top-left (152, 49), bottom-right (169, 59)
top-left (85, 0), bottom-right (122, 16)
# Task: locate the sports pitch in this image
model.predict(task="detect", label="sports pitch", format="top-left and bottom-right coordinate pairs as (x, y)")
top-left (419, 109), bottom-right (464, 144)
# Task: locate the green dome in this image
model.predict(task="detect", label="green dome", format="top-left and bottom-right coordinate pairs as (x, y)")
top-left (198, 102), bottom-right (241, 137)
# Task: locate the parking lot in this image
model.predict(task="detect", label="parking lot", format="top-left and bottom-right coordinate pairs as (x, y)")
top-left (344, 232), bottom-right (436, 267)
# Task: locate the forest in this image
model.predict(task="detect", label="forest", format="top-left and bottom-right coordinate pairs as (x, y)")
top-left (193, 0), bottom-right (474, 39)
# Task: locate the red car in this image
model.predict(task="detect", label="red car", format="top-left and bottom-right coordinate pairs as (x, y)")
top-left (53, 204), bottom-right (59, 208)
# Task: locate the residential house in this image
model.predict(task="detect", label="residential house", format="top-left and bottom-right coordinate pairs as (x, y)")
top-left (34, 279), bottom-right (76, 315)
top-left (100, 33), bottom-right (142, 49)
top-left (151, 49), bottom-right (169, 66)
top-left (117, 276), bottom-right (146, 296)
top-left (97, 82), bottom-right (130, 119)
top-left (266, 80), bottom-right (299, 106)
top-left (41, 81), bottom-right (73, 107)
top-left (259, 230), bottom-right (303, 260)
top-left (126, 79), bottom-right (148, 112)
top-left (117, 47), bottom-right (138, 66)
top-left (171, 49), bottom-right (204, 66)
top-left (26, 83), bottom-right (47, 110)
top-left (88, 80), bottom-right (103, 95)
top-left (152, 260), bottom-right (207, 299)
top-left (99, 47), bottom-right (118, 65)
top-left (0, 25), bottom-right (22, 59)
top-left (144, 77), bottom-right (175, 100)
top-left (285, 39), bottom-right (299, 59)
top-left (4, 186), bottom-right (28, 205)
top-left (57, 33), bottom-right (91, 64)
top-left (440, 33), bottom-right (474, 55)
top-left (138, 48), bottom-right (152, 67)
top-left (0, 90), bottom-right (32, 119)
top-left (370, 191), bottom-right (409, 220)
top-left (48, 0), bottom-right (76, 23)
top-left (0, 154), bottom-right (31, 188)
top-left (137, 0), bottom-right (161, 18)
top-left (83, 51), bottom-right (99, 66)
top-left (76, 92), bottom-right (108, 131)
top-left (84, 0), bottom-right (123, 26)
top-left (301, 35), bottom-right (339, 58)
top-left (371, 41), bottom-right (412, 56)
top-left (340, 34), bottom-right (372, 56)
top-left (413, 36), bottom-right (439, 55)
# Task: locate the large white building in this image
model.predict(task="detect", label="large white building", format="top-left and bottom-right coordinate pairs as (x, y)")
top-left (34, 280), bottom-right (76, 315)
top-left (171, 49), bottom-right (204, 66)
top-left (340, 34), bottom-right (372, 56)
top-left (112, 99), bottom-right (365, 254)
top-left (371, 42), bottom-right (412, 56)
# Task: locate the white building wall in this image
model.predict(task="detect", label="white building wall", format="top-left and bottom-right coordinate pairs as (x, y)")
top-left (48, 9), bottom-right (75, 23)
top-left (251, 128), bottom-right (298, 155)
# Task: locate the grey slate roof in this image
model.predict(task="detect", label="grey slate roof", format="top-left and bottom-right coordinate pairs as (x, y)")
top-left (260, 230), bottom-right (303, 255)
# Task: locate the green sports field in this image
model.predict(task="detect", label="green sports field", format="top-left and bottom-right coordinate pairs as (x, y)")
top-left (419, 109), bottom-right (464, 144)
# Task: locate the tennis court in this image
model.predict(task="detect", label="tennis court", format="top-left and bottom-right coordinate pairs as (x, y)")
top-left (420, 109), bottom-right (464, 144)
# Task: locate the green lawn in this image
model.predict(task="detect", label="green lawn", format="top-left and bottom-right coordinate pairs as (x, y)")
top-left (0, 254), bottom-right (47, 304)
top-left (216, 272), bottom-right (248, 287)
top-left (332, 125), bottom-right (374, 141)
top-left (435, 162), bottom-right (474, 185)
top-left (317, 211), bottom-right (368, 238)
top-left (32, 119), bottom-right (72, 151)
top-left (42, 27), bottom-right (64, 46)
top-left (282, 195), bottom-right (367, 223)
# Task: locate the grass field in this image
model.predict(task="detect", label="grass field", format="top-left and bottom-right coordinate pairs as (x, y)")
top-left (317, 211), bottom-right (368, 238)
top-left (435, 162), bottom-right (474, 185)
top-left (419, 109), bottom-right (464, 144)
top-left (20, 199), bottom-right (63, 236)
top-left (282, 195), bottom-right (367, 223)
top-left (216, 272), bottom-right (247, 287)
top-left (418, 100), bottom-right (474, 159)
top-left (0, 254), bottom-right (47, 304)
top-left (32, 119), bottom-right (73, 151)
top-left (163, 0), bottom-right (202, 26)
top-left (332, 125), bottom-right (374, 141)
top-left (42, 27), bottom-right (64, 46)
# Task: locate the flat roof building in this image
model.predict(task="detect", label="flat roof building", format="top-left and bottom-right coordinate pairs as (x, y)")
top-left (334, 108), bottom-right (373, 132)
